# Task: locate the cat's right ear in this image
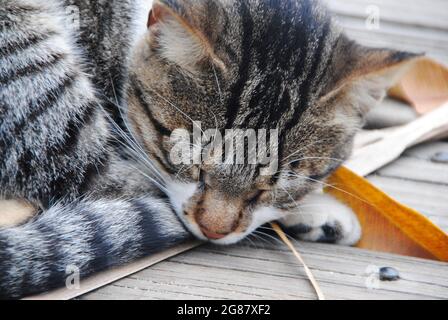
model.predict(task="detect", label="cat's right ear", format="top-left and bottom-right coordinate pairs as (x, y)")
top-left (146, 1), bottom-right (224, 72)
top-left (147, 2), bottom-right (172, 29)
top-left (147, 8), bottom-right (160, 28)
top-left (324, 35), bottom-right (423, 116)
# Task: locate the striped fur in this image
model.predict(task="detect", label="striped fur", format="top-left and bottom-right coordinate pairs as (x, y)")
top-left (0, 0), bottom-right (418, 298)
top-left (0, 197), bottom-right (189, 299)
top-left (0, 0), bottom-right (190, 299)
top-left (0, 0), bottom-right (109, 204)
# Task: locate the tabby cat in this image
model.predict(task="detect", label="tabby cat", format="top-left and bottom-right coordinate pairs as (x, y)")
top-left (0, 0), bottom-right (418, 298)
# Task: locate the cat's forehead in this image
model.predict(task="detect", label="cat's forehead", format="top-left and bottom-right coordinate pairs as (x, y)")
top-left (211, 0), bottom-right (340, 130)
top-left (219, 0), bottom-right (337, 55)
top-left (206, 164), bottom-right (259, 194)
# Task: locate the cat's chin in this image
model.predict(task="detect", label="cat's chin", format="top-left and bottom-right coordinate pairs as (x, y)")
top-left (207, 232), bottom-right (251, 245)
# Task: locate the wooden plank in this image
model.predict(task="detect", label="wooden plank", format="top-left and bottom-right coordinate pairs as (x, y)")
top-left (323, 1), bottom-right (448, 66)
top-left (366, 98), bottom-right (418, 129)
top-left (323, 0), bottom-right (448, 30)
top-left (377, 157), bottom-right (448, 186)
top-left (368, 141), bottom-right (448, 232)
top-left (339, 22), bottom-right (448, 66)
top-left (404, 142), bottom-right (448, 160)
top-left (81, 242), bottom-right (448, 300)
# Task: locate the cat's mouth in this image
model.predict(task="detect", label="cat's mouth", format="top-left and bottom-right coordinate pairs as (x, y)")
top-left (166, 180), bottom-right (284, 245)
top-left (176, 203), bottom-right (249, 245)
top-left (186, 216), bottom-right (248, 245)
top-left (167, 182), bottom-right (283, 245)
top-left (165, 181), bottom-right (249, 244)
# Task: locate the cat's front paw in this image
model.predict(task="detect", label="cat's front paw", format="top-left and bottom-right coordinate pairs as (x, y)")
top-left (279, 192), bottom-right (361, 246)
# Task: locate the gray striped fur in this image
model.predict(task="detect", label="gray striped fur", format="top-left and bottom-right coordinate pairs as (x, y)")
top-left (0, 0), bottom-right (418, 298)
top-left (0, 0), bottom-right (191, 299)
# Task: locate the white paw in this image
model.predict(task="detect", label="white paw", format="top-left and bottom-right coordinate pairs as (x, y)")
top-left (279, 192), bottom-right (361, 246)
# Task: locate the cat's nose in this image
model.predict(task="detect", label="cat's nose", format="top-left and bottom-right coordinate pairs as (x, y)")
top-left (200, 227), bottom-right (227, 240)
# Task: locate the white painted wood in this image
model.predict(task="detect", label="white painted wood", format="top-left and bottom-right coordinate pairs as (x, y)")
top-left (404, 142), bottom-right (448, 160)
top-left (82, 242), bottom-right (448, 300)
top-left (366, 98), bottom-right (418, 129)
top-left (324, 2), bottom-right (448, 66)
top-left (322, 0), bottom-right (448, 30)
top-left (377, 157), bottom-right (448, 186)
top-left (26, 242), bottom-right (201, 300)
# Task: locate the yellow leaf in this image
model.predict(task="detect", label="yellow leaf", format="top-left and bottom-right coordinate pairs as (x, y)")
top-left (325, 167), bottom-right (448, 262)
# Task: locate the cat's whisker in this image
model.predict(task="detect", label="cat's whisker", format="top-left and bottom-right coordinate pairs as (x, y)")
top-left (111, 128), bottom-right (167, 185)
top-left (211, 63), bottom-right (224, 105)
top-left (103, 111), bottom-right (168, 184)
top-left (250, 233), bottom-right (271, 249)
top-left (116, 139), bottom-right (165, 181)
top-left (253, 231), bottom-right (278, 246)
top-left (253, 230), bottom-right (285, 247)
top-left (286, 156), bottom-right (344, 167)
top-left (243, 234), bottom-right (259, 249)
top-left (118, 131), bottom-right (167, 182)
top-left (283, 137), bottom-right (334, 162)
top-left (127, 163), bottom-right (169, 193)
top-left (282, 170), bottom-right (376, 208)
top-left (174, 165), bottom-right (194, 184)
top-left (258, 226), bottom-right (305, 249)
top-left (109, 73), bottom-right (122, 108)
top-left (279, 185), bottom-right (301, 208)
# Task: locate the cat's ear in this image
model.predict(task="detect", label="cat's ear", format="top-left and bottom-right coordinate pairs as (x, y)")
top-left (146, 0), bottom-right (223, 71)
top-left (326, 36), bottom-right (423, 115)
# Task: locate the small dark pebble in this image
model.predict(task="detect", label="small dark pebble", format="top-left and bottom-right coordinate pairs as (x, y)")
top-left (379, 267), bottom-right (400, 281)
top-left (431, 152), bottom-right (448, 164)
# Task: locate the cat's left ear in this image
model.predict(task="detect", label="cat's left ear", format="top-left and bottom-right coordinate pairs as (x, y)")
top-left (146, 0), bottom-right (224, 72)
top-left (326, 36), bottom-right (423, 115)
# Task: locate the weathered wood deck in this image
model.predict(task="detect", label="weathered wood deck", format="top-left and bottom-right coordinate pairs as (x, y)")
top-left (82, 0), bottom-right (448, 300)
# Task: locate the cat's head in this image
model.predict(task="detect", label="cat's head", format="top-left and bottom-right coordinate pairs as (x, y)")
top-left (127, 0), bottom-right (420, 244)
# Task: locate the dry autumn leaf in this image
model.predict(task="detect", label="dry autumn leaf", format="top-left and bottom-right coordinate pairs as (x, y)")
top-left (389, 58), bottom-right (448, 114)
top-left (325, 167), bottom-right (448, 262)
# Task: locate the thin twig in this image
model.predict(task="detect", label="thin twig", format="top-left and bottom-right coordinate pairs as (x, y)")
top-left (271, 222), bottom-right (326, 300)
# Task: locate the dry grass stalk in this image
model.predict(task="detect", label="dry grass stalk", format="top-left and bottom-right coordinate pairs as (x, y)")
top-left (271, 222), bottom-right (326, 300)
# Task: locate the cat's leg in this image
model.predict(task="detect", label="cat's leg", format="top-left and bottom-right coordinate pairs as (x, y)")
top-left (279, 190), bottom-right (361, 246)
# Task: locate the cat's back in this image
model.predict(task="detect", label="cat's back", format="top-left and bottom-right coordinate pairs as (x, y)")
top-left (0, 0), bottom-right (125, 203)
top-left (65, 0), bottom-right (150, 105)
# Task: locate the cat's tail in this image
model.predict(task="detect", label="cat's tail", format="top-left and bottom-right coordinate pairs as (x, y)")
top-left (0, 197), bottom-right (190, 299)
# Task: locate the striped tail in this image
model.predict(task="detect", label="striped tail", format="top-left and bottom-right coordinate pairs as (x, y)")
top-left (0, 197), bottom-right (190, 299)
